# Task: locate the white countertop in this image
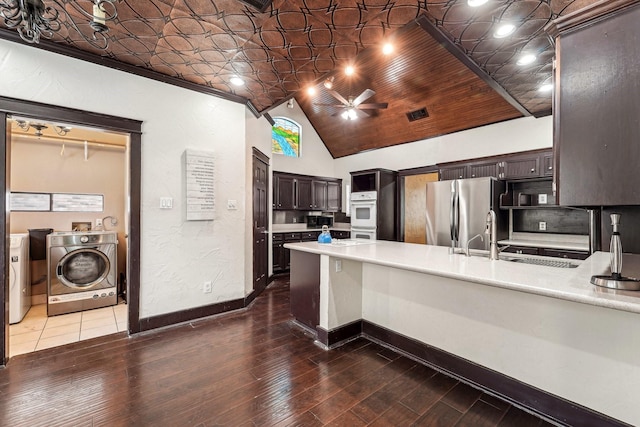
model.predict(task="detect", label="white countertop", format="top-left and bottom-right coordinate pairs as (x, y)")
top-left (284, 240), bottom-right (640, 315)
top-left (272, 224), bottom-right (351, 233)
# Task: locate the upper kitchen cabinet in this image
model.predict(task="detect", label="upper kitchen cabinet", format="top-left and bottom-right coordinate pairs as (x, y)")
top-left (273, 174), bottom-right (296, 210)
top-left (273, 172), bottom-right (341, 212)
top-left (547, 0), bottom-right (640, 206)
top-left (497, 153), bottom-right (540, 180)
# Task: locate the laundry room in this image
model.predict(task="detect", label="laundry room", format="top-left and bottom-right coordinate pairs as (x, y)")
top-left (8, 117), bottom-right (129, 356)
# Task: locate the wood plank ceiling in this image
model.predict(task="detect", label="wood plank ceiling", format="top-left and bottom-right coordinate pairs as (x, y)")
top-left (0, 0), bottom-right (599, 157)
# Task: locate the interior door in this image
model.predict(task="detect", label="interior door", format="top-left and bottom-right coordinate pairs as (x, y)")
top-left (404, 172), bottom-right (438, 243)
top-left (252, 149), bottom-right (269, 293)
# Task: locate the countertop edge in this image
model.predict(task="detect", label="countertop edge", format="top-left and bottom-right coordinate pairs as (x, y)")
top-left (284, 242), bottom-right (640, 315)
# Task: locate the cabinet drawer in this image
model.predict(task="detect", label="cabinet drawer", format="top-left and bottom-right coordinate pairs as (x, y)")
top-left (502, 246), bottom-right (540, 256)
top-left (301, 231), bottom-right (319, 241)
top-left (272, 233), bottom-right (284, 242)
top-left (542, 249), bottom-right (589, 260)
top-left (284, 232), bottom-right (301, 241)
top-left (331, 230), bottom-right (350, 239)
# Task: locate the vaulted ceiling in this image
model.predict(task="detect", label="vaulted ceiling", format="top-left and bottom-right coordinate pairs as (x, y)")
top-left (0, 0), bottom-right (599, 157)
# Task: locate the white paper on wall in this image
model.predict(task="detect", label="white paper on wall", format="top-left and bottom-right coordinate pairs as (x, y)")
top-left (185, 149), bottom-right (215, 221)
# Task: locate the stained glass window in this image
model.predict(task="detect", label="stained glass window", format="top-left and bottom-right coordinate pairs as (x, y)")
top-left (272, 117), bottom-right (301, 157)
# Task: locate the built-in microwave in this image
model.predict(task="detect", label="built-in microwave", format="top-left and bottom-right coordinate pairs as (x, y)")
top-left (306, 215), bottom-right (333, 228)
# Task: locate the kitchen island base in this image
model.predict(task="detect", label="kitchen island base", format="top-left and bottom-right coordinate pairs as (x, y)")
top-left (287, 243), bottom-right (637, 427)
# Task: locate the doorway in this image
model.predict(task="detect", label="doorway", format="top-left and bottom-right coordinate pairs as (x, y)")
top-left (252, 148), bottom-right (269, 294)
top-left (0, 96), bottom-right (142, 365)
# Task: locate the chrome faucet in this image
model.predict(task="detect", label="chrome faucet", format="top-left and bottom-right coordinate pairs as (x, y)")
top-left (465, 234), bottom-right (483, 257)
top-left (486, 210), bottom-right (499, 260)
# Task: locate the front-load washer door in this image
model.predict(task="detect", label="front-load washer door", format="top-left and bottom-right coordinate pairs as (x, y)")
top-left (56, 248), bottom-right (110, 290)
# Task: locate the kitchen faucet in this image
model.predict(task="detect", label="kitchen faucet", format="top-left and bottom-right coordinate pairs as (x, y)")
top-left (486, 210), bottom-right (499, 260)
top-left (465, 234), bottom-right (483, 257)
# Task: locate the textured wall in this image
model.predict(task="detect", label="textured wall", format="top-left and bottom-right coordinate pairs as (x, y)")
top-left (0, 39), bottom-right (247, 319)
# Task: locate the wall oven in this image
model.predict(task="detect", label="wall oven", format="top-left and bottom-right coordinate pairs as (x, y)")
top-left (350, 191), bottom-right (377, 229)
top-left (351, 227), bottom-right (376, 240)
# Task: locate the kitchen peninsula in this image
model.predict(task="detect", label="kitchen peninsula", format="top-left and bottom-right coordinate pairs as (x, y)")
top-left (285, 240), bottom-right (640, 426)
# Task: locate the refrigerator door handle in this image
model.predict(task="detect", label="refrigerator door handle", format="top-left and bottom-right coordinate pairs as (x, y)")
top-left (450, 181), bottom-right (459, 246)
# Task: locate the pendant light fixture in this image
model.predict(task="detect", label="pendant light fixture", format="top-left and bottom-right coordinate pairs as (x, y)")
top-left (0, 0), bottom-right (118, 49)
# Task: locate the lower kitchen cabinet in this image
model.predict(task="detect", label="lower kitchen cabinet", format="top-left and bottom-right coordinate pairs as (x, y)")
top-left (272, 231), bottom-right (320, 273)
top-left (289, 251), bottom-right (320, 330)
top-left (331, 230), bottom-right (350, 239)
top-left (502, 245), bottom-right (589, 260)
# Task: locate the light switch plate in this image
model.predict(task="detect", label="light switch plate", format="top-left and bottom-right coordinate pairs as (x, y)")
top-left (160, 197), bottom-right (173, 209)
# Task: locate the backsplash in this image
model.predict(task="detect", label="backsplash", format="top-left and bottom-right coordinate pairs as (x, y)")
top-left (512, 208), bottom-right (589, 235)
top-left (272, 210), bottom-right (350, 225)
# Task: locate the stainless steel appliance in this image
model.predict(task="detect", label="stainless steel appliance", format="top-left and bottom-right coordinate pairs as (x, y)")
top-left (306, 215), bottom-right (333, 228)
top-left (426, 177), bottom-right (506, 251)
top-left (47, 231), bottom-right (118, 316)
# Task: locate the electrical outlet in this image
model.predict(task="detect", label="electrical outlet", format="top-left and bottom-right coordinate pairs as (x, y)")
top-left (539, 221), bottom-right (547, 231)
top-left (335, 260), bottom-right (342, 272)
top-left (227, 199), bottom-right (237, 210)
top-left (95, 218), bottom-right (103, 227)
top-left (203, 281), bottom-right (212, 293)
top-left (538, 194), bottom-right (548, 204)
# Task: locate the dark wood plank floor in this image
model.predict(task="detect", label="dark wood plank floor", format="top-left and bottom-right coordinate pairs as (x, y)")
top-left (0, 276), bottom-right (555, 426)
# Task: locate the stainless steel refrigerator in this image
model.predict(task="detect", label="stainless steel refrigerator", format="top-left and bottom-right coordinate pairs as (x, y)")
top-left (425, 177), bottom-right (507, 251)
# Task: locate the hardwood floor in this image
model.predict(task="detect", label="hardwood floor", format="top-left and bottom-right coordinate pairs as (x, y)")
top-left (0, 277), bottom-right (554, 426)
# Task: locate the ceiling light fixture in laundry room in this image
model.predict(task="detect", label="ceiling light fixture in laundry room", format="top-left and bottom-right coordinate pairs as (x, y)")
top-left (0, 0), bottom-right (118, 49)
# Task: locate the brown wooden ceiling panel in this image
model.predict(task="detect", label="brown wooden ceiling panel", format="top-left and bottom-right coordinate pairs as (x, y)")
top-left (297, 22), bottom-right (523, 158)
top-left (0, 0), bottom-right (603, 155)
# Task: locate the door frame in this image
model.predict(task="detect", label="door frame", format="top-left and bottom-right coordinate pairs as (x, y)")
top-left (0, 96), bottom-right (142, 365)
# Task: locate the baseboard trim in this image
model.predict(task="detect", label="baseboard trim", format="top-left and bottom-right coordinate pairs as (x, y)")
top-left (316, 320), bottom-right (363, 348)
top-left (361, 320), bottom-right (629, 427)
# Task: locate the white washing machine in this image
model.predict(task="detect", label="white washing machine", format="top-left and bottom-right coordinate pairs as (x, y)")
top-left (9, 233), bottom-right (31, 324)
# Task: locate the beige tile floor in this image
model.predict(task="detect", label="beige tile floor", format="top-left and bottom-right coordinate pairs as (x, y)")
top-left (9, 302), bottom-right (128, 357)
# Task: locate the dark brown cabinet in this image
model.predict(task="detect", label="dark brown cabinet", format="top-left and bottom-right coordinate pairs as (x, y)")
top-left (499, 156), bottom-right (540, 180)
top-left (439, 165), bottom-right (467, 180)
top-left (272, 231), bottom-right (321, 273)
top-left (331, 230), bottom-right (350, 239)
top-left (297, 178), bottom-right (313, 210)
top-left (327, 181), bottom-right (341, 212)
top-left (439, 150), bottom-right (551, 181)
top-left (273, 172), bottom-right (341, 212)
top-left (549, 1), bottom-right (640, 206)
top-left (468, 161), bottom-right (498, 179)
top-left (312, 180), bottom-right (327, 210)
top-left (273, 175), bottom-right (295, 210)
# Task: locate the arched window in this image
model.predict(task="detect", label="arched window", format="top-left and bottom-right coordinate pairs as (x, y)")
top-left (272, 117), bottom-right (301, 157)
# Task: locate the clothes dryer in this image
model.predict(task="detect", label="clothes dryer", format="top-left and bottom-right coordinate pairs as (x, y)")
top-left (47, 231), bottom-right (117, 316)
top-left (9, 234), bottom-right (31, 324)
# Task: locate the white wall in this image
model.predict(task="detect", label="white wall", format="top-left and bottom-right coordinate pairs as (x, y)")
top-left (0, 39), bottom-right (247, 318)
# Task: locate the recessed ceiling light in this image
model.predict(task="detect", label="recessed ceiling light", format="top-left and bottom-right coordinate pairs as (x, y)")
top-left (307, 86), bottom-right (317, 96)
top-left (230, 76), bottom-right (245, 86)
top-left (382, 43), bottom-right (394, 55)
top-left (467, 0), bottom-right (489, 6)
top-left (494, 23), bottom-right (516, 39)
top-left (345, 65), bottom-right (355, 76)
top-left (517, 54), bottom-right (537, 66)
top-left (539, 83), bottom-right (553, 92)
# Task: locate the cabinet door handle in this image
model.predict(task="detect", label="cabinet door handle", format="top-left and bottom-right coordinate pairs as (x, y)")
top-left (548, 166), bottom-right (553, 170)
top-left (530, 168), bottom-right (535, 173)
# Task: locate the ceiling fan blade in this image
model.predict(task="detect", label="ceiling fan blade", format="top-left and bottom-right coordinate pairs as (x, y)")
top-left (355, 109), bottom-right (370, 118)
top-left (314, 103), bottom-right (347, 107)
top-left (352, 88), bottom-right (375, 106)
top-left (357, 103), bottom-right (388, 110)
top-left (326, 88), bottom-right (350, 106)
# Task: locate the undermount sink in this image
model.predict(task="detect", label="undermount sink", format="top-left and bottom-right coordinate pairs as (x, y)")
top-left (467, 250), bottom-right (579, 268)
top-left (329, 239), bottom-right (375, 247)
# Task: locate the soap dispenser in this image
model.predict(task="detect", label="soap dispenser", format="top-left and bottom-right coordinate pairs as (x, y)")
top-left (318, 225), bottom-right (332, 244)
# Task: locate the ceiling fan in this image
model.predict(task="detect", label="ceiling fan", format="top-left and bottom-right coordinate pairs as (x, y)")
top-left (314, 88), bottom-right (388, 120)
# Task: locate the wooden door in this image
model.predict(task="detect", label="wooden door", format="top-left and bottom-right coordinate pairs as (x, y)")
top-left (404, 172), bottom-right (439, 244)
top-left (252, 149), bottom-right (269, 293)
